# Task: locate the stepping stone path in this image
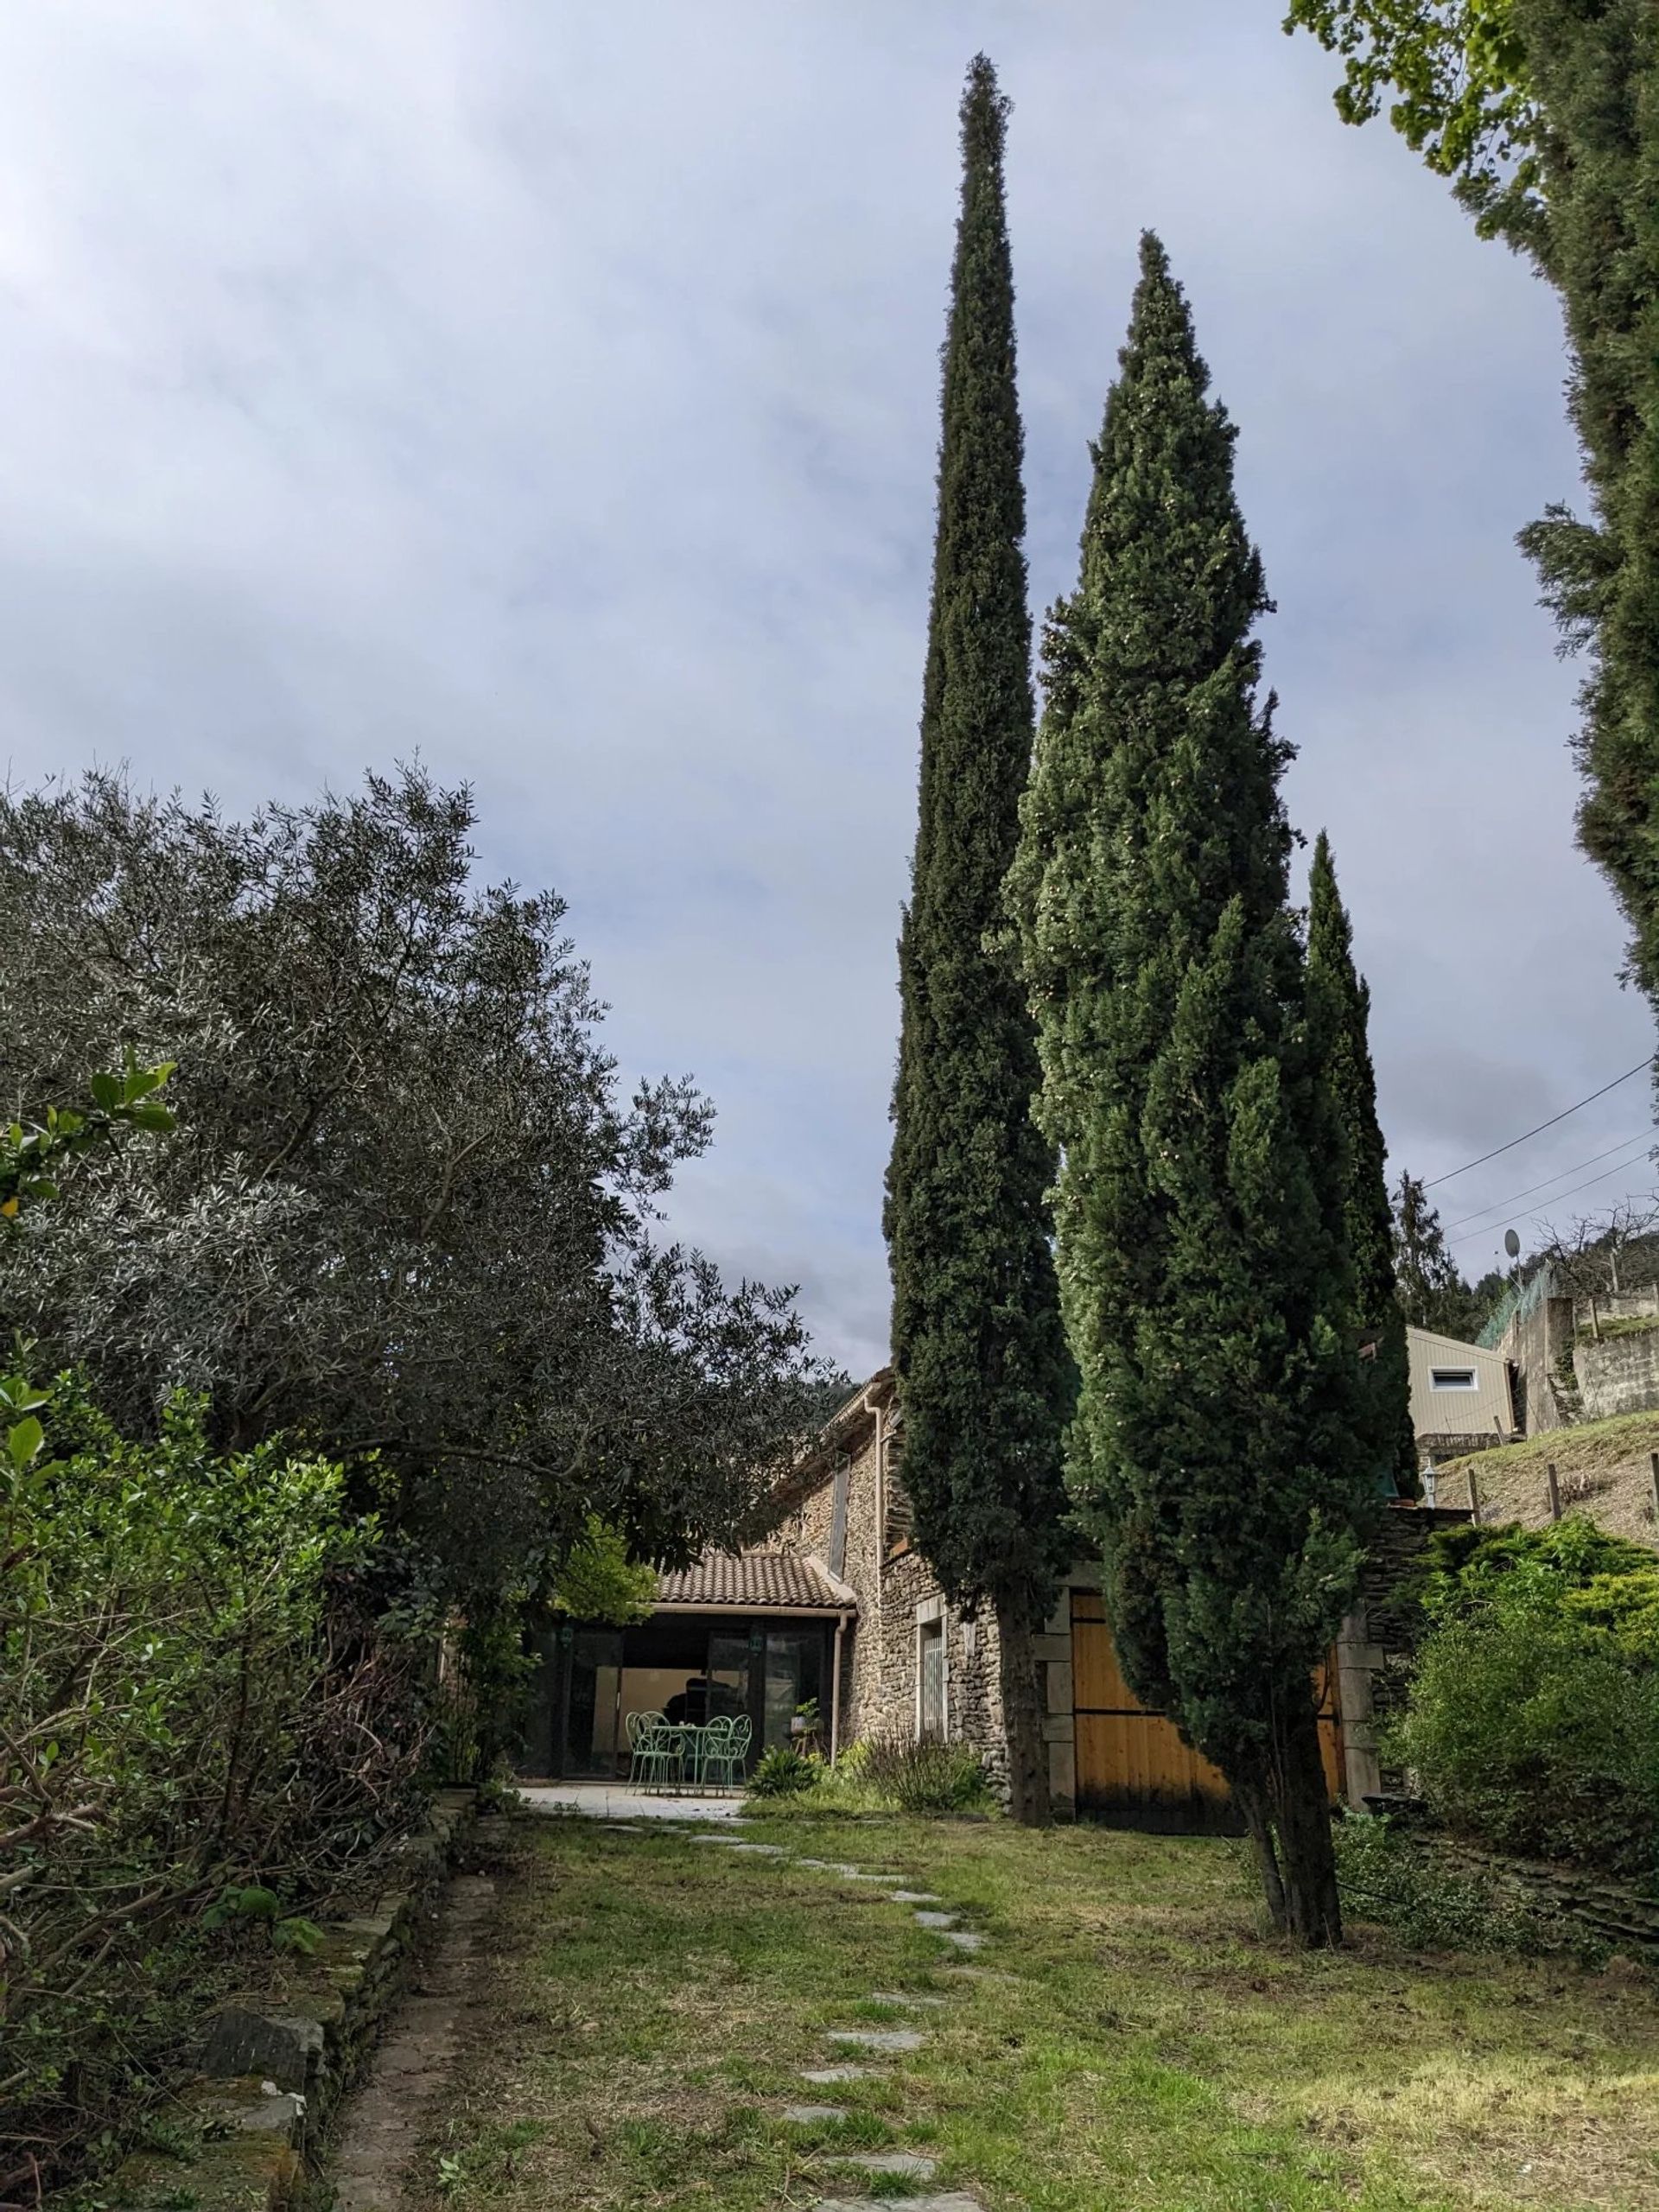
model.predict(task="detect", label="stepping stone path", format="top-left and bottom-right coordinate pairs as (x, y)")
top-left (601, 1827), bottom-right (994, 2210)
top-left (812, 2200), bottom-right (982, 2212)
top-left (841, 2151), bottom-right (939, 2180)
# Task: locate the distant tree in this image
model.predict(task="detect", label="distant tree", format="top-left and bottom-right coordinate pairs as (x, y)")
top-left (1306, 835), bottom-right (1418, 1495)
top-left (0, 767), bottom-right (828, 1604)
top-left (1288, 3), bottom-right (1659, 1058)
top-left (1535, 1197), bottom-right (1659, 1300)
top-left (1392, 1173), bottom-right (1488, 1340)
top-left (1007, 235), bottom-right (1381, 1942)
top-left (885, 55), bottom-right (1073, 1826)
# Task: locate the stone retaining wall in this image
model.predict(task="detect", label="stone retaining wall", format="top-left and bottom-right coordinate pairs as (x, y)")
top-left (106, 1787), bottom-right (477, 2211)
top-left (1407, 1829), bottom-right (1659, 1964)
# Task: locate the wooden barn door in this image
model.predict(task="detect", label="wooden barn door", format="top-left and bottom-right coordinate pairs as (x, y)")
top-left (1071, 1591), bottom-right (1344, 1831)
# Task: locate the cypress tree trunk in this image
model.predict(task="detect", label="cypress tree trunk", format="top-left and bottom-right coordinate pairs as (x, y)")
top-left (995, 1609), bottom-right (1049, 1827)
top-left (885, 54), bottom-right (1072, 1826)
top-left (1008, 235), bottom-right (1382, 1940)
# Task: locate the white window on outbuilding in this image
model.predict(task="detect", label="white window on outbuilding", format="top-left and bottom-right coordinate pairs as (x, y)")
top-left (1430, 1367), bottom-right (1478, 1391)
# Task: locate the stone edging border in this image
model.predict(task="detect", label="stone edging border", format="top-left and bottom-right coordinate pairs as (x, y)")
top-left (105, 1786), bottom-right (479, 2211)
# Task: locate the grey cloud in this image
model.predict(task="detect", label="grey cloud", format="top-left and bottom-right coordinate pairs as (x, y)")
top-left (0, 1), bottom-right (1643, 1369)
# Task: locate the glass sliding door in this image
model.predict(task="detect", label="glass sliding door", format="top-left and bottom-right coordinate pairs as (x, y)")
top-left (760, 1627), bottom-right (825, 1752)
top-left (566, 1628), bottom-right (624, 1777)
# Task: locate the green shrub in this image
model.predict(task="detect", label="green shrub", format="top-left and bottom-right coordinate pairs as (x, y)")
top-left (1, 1379), bottom-right (433, 2197)
top-left (855, 1735), bottom-right (995, 1815)
top-left (1392, 1515), bottom-right (1659, 1877)
top-left (1332, 1813), bottom-right (1605, 1962)
top-left (747, 1745), bottom-right (822, 1798)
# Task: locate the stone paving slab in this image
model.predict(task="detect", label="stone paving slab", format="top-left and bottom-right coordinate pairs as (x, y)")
top-left (937, 1929), bottom-right (986, 1952)
top-left (827, 2027), bottom-right (924, 2053)
top-left (782, 2102), bottom-right (848, 2122)
top-left (518, 1783), bottom-right (743, 1823)
top-left (725, 1840), bottom-right (787, 1855)
top-left (840, 2151), bottom-right (938, 2179)
top-left (810, 2196), bottom-right (982, 2212)
top-left (913, 1910), bottom-right (958, 1929)
top-left (888, 1889), bottom-right (941, 1904)
top-left (868, 1991), bottom-right (946, 2008)
top-left (801, 2064), bottom-right (875, 2084)
top-left (794, 1859), bottom-right (865, 1874)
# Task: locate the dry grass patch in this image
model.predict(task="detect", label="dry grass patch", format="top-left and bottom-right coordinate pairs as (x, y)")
top-left (1438, 1412), bottom-right (1659, 1545)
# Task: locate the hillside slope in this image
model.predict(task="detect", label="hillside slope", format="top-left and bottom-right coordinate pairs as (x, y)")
top-left (1434, 1412), bottom-right (1659, 1549)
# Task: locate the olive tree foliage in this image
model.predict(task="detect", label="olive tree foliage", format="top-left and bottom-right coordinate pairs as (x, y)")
top-left (1283, 2), bottom-right (1540, 236)
top-left (0, 767), bottom-right (825, 1599)
top-left (1288, 6), bottom-right (1659, 1055)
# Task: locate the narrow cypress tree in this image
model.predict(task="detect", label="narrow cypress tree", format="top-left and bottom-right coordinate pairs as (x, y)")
top-left (1007, 236), bottom-right (1380, 1941)
top-left (1306, 834), bottom-right (1418, 1497)
top-left (885, 54), bottom-right (1073, 1826)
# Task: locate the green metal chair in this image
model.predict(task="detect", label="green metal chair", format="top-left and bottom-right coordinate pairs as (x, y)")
top-left (699, 1715), bottom-right (752, 1793)
top-left (627, 1711), bottom-right (669, 1789)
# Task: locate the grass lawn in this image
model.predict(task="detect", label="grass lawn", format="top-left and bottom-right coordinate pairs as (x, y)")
top-left (410, 1810), bottom-right (1659, 2212)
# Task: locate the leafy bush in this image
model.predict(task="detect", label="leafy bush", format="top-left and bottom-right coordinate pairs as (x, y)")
top-left (1333, 1813), bottom-right (1605, 1962)
top-left (854, 1735), bottom-right (995, 1815)
top-left (747, 1745), bottom-right (822, 1798)
top-left (1, 1380), bottom-right (432, 2197)
top-left (1391, 1515), bottom-right (1659, 1876)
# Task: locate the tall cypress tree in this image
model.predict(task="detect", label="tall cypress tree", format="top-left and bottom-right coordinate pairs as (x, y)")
top-left (1007, 235), bottom-right (1381, 1941)
top-left (1306, 834), bottom-right (1418, 1497)
top-left (885, 54), bottom-right (1072, 1826)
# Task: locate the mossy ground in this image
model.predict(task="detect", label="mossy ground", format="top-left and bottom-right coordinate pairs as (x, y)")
top-left (404, 1811), bottom-right (1659, 2212)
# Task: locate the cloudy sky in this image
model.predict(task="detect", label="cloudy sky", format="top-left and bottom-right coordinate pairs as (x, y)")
top-left (0, 2), bottom-right (1649, 1375)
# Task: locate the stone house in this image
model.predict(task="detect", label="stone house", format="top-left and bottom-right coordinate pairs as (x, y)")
top-left (519, 1363), bottom-right (1465, 1823)
top-left (770, 1369), bottom-right (1465, 1824)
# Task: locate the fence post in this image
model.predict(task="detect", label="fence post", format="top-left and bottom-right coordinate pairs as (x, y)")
top-left (1546, 1461), bottom-right (1561, 1522)
top-left (1466, 1465), bottom-right (1481, 1525)
top-left (1649, 1452), bottom-right (1659, 1526)
top-left (1589, 1293), bottom-right (1601, 1341)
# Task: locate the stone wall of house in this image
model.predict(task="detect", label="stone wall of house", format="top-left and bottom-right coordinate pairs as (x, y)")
top-left (782, 1411), bottom-right (1014, 1796)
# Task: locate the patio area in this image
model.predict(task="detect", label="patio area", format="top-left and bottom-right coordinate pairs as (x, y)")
top-left (518, 1779), bottom-right (747, 1822)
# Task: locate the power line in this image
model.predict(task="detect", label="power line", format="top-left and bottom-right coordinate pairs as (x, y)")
top-left (1425, 1057), bottom-right (1654, 1189)
top-left (1450, 1153), bottom-right (1659, 1249)
top-left (1442, 1130), bottom-right (1656, 1233)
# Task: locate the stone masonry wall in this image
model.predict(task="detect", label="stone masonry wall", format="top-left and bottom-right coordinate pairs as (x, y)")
top-left (1576, 1322), bottom-right (1659, 1421)
top-left (109, 1789), bottom-right (477, 2210)
top-left (784, 1418), bottom-right (1010, 1798)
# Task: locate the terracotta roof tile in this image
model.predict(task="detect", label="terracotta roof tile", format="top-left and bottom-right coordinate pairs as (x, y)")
top-left (656, 1551), bottom-right (851, 1611)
